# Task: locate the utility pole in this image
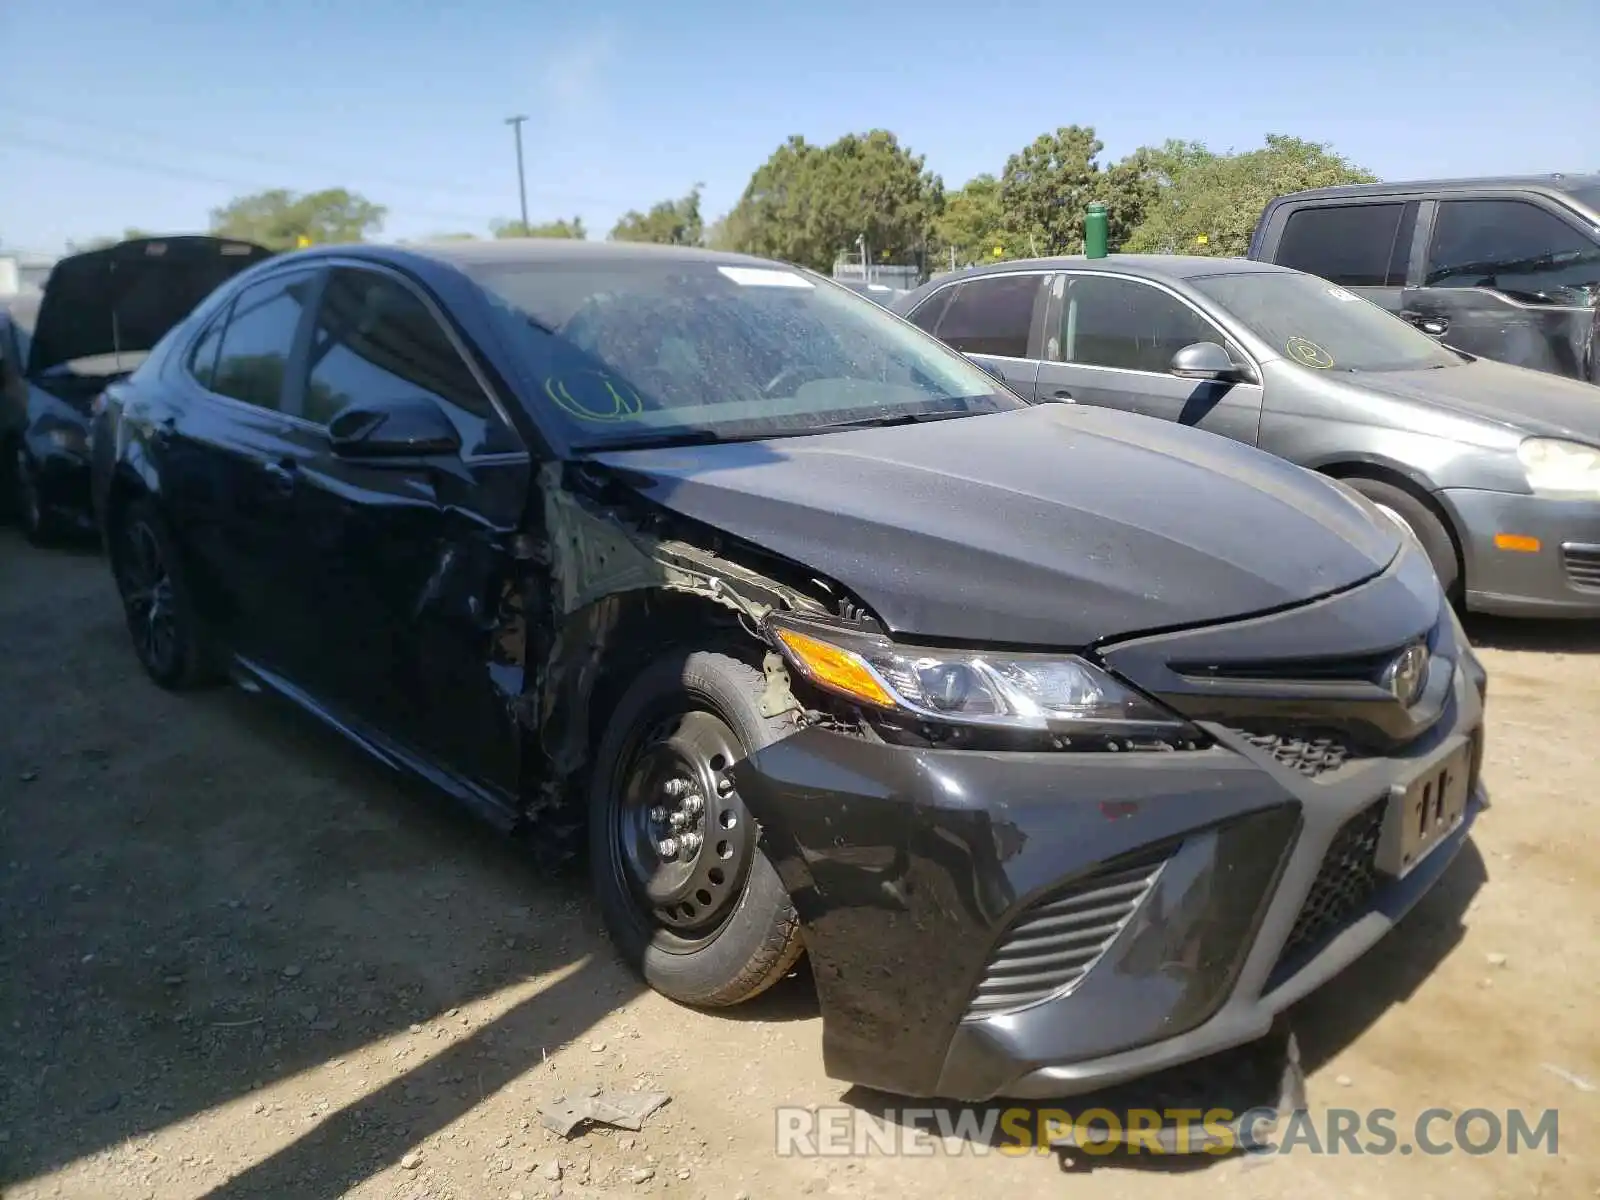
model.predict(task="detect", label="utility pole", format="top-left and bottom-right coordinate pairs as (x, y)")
top-left (505, 115), bottom-right (530, 231)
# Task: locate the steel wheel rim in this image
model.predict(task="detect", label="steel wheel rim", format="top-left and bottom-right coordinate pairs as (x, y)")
top-left (118, 519), bottom-right (179, 675)
top-left (611, 707), bottom-right (754, 949)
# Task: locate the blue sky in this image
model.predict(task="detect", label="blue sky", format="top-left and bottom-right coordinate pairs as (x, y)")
top-left (2, 0), bottom-right (1596, 255)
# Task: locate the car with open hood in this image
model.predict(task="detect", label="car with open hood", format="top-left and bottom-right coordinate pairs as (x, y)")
top-left (895, 255), bottom-right (1600, 619)
top-left (90, 238), bottom-right (1487, 1110)
top-left (1, 235), bottom-right (272, 542)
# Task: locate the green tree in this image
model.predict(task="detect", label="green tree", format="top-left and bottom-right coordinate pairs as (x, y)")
top-left (492, 216), bottom-right (587, 239)
top-left (727, 131), bottom-right (943, 271)
top-left (609, 186), bottom-right (704, 245)
top-left (209, 188), bottom-right (385, 250)
top-left (931, 174), bottom-right (1009, 266)
top-left (995, 126), bottom-right (1171, 257)
top-left (1123, 135), bottom-right (1379, 257)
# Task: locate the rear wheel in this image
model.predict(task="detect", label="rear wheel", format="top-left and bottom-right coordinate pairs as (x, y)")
top-left (589, 650), bottom-right (803, 1007)
top-left (12, 444), bottom-right (56, 546)
top-left (1343, 476), bottom-right (1461, 602)
top-left (110, 497), bottom-right (222, 689)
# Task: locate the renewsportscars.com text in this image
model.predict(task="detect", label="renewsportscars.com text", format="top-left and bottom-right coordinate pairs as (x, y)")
top-left (775, 1105), bottom-right (1560, 1158)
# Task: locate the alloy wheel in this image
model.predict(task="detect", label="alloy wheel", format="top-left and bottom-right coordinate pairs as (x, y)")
top-left (117, 517), bottom-right (180, 678)
top-left (612, 708), bottom-right (755, 947)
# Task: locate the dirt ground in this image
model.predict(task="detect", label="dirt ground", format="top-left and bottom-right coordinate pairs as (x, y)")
top-left (2, 526), bottom-right (1597, 1200)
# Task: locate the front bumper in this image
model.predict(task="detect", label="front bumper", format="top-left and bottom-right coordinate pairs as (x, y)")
top-left (1439, 487), bottom-right (1600, 617)
top-left (732, 540), bottom-right (1487, 1101)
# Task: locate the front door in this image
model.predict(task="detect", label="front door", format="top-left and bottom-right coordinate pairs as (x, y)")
top-left (1402, 196), bottom-right (1600, 383)
top-left (281, 264), bottom-right (531, 796)
top-left (1034, 272), bottom-right (1265, 446)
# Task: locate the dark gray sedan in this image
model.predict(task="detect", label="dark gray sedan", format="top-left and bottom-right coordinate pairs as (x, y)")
top-left (893, 256), bottom-right (1600, 618)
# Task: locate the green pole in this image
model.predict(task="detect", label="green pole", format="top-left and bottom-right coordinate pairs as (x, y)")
top-left (1084, 201), bottom-right (1108, 259)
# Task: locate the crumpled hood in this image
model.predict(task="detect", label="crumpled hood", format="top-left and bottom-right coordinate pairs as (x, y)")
top-left (1342, 357), bottom-right (1600, 443)
top-left (28, 236), bottom-right (274, 376)
top-left (594, 403), bottom-right (1402, 647)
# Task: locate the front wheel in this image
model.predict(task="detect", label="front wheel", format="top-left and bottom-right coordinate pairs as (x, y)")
top-left (589, 650), bottom-right (804, 1007)
top-left (1344, 477), bottom-right (1462, 603)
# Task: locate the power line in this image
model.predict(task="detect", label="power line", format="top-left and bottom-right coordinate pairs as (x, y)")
top-left (0, 99), bottom-right (624, 210)
top-left (0, 132), bottom-right (525, 228)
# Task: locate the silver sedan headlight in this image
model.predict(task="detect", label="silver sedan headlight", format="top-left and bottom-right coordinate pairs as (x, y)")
top-left (1518, 437), bottom-right (1600, 499)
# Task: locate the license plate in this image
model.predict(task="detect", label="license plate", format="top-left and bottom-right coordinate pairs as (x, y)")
top-left (1375, 738), bottom-right (1473, 879)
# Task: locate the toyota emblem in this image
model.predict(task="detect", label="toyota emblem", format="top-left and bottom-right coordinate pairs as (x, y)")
top-left (1382, 643), bottom-right (1430, 707)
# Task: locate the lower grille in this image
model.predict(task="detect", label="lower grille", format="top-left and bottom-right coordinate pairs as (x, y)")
top-left (1563, 544), bottom-right (1600, 592)
top-left (966, 853), bottom-right (1167, 1018)
top-left (1228, 728), bottom-right (1355, 778)
top-left (1276, 799), bottom-right (1386, 971)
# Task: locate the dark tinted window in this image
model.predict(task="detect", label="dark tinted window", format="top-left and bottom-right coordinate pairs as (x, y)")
top-left (302, 268), bottom-right (498, 438)
top-left (1426, 199), bottom-right (1600, 305)
top-left (906, 287), bottom-right (955, 334)
top-left (932, 275), bottom-right (1040, 358)
top-left (1275, 204), bottom-right (1405, 287)
top-left (210, 275), bottom-right (312, 410)
top-left (1060, 275), bottom-right (1223, 373)
top-left (187, 316), bottom-right (226, 390)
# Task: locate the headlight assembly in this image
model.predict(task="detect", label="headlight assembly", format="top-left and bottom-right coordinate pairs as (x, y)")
top-left (1518, 437), bottom-right (1600, 499)
top-left (765, 614), bottom-right (1194, 739)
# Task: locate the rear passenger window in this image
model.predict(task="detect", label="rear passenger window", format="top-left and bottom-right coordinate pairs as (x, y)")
top-left (932, 275), bottom-right (1040, 358)
top-left (906, 287), bottom-right (955, 336)
top-left (209, 275), bottom-right (314, 411)
top-left (187, 318), bottom-right (226, 390)
top-left (1276, 204), bottom-right (1406, 287)
top-left (1426, 199), bottom-right (1600, 305)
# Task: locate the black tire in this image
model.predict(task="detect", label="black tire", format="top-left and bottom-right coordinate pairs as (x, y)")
top-left (1343, 476), bottom-right (1461, 601)
top-left (589, 649), bottom-right (804, 1007)
top-left (12, 443), bottom-right (57, 546)
top-left (109, 496), bottom-right (224, 690)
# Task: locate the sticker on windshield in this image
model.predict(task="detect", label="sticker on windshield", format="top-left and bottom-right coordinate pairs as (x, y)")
top-left (1285, 336), bottom-right (1335, 369)
top-left (543, 372), bottom-right (646, 422)
top-left (717, 266), bottom-right (815, 289)
top-left (1324, 285), bottom-right (1359, 303)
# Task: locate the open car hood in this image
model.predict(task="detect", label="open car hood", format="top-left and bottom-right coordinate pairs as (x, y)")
top-left (594, 403), bottom-right (1404, 648)
top-left (27, 236), bottom-right (274, 376)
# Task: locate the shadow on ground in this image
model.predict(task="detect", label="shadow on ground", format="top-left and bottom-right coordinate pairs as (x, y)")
top-left (1463, 613), bottom-right (1600, 655)
top-left (0, 531), bottom-right (642, 1192)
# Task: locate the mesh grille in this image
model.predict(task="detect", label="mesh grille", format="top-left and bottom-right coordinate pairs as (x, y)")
top-left (1229, 728), bottom-right (1355, 778)
top-left (1563, 545), bottom-right (1600, 592)
top-left (1277, 799), bottom-right (1386, 970)
top-left (966, 854), bottom-right (1166, 1018)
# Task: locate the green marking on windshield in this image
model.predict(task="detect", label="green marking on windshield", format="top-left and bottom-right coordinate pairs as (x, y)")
top-left (1285, 336), bottom-right (1335, 369)
top-left (543, 372), bottom-right (647, 422)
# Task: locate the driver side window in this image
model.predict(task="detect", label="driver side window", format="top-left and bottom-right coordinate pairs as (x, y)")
top-left (1056, 275), bottom-right (1226, 374)
top-left (300, 268), bottom-right (519, 456)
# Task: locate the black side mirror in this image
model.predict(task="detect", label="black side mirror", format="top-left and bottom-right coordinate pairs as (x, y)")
top-left (965, 353), bottom-right (1005, 382)
top-left (327, 395), bottom-right (461, 459)
top-left (1169, 341), bottom-right (1238, 381)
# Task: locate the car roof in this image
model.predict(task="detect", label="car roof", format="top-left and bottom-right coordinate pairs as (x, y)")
top-left (1267, 172), bottom-right (1600, 204)
top-left (340, 238), bottom-right (793, 273)
top-left (923, 254), bottom-right (1297, 286)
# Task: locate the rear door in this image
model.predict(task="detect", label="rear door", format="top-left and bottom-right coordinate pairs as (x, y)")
top-left (1265, 199), bottom-right (1418, 317)
top-left (1403, 195), bottom-right (1600, 381)
top-left (282, 264), bottom-right (530, 796)
top-left (162, 267), bottom-right (321, 667)
top-left (1033, 272), bottom-right (1265, 445)
top-left (904, 272), bottom-right (1048, 396)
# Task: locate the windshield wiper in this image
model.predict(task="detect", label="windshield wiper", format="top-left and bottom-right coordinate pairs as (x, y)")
top-left (809, 408), bottom-right (979, 432)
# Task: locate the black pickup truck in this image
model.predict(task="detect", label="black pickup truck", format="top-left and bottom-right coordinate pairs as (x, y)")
top-left (1248, 174), bottom-right (1600, 385)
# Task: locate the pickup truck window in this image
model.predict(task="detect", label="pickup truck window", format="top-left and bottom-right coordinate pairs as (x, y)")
top-left (1426, 199), bottom-right (1600, 306)
top-left (1275, 203), bottom-right (1410, 288)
